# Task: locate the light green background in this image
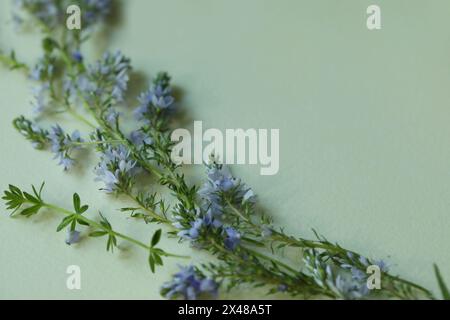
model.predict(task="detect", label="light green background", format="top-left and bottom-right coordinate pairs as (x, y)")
top-left (1, 0), bottom-right (450, 299)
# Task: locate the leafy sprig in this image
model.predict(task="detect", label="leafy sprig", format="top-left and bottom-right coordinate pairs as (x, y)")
top-left (2, 184), bottom-right (185, 273)
top-left (2, 183), bottom-right (45, 217)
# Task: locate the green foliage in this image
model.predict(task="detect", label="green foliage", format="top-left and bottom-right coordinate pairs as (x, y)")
top-left (13, 116), bottom-right (49, 149)
top-left (0, 50), bottom-right (28, 71)
top-left (148, 229), bottom-right (164, 273)
top-left (89, 213), bottom-right (117, 252)
top-left (56, 193), bottom-right (90, 232)
top-left (2, 183), bottom-right (45, 217)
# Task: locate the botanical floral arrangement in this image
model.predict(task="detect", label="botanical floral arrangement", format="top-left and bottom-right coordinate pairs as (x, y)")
top-left (1, 0), bottom-right (449, 300)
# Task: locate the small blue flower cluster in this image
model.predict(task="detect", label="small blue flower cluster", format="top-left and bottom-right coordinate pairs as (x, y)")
top-left (15, 0), bottom-right (59, 29)
top-left (174, 164), bottom-right (257, 252)
top-left (94, 144), bottom-right (137, 193)
top-left (82, 0), bottom-right (111, 28)
top-left (48, 125), bottom-right (84, 170)
top-left (67, 51), bottom-right (131, 106)
top-left (129, 129), bottom-right (153, 150)
top-left (199, 164), bottom-right (256, 215)
top-left (161, 266), bottom-right (218, 300)
top-left (134, 73), bottom-right (175, 122)
top-left (304, 249), bottom-right (389, 299)
top-left (340, 252), bottom-right (389, 288)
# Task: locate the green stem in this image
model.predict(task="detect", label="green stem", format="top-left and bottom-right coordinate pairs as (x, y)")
top-left (43, 203), bottom-right (187, 259)
top-left (71, 139), bottom-right (126, 147)
top-left (66, 108), bottom-right (97, 129)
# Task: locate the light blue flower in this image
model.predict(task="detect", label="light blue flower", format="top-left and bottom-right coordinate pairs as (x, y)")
top-left (224, 227), bottom-right (241, 251)
top-left (94, 145), bottom-right (136, 193)
top-left (83, 51), bottom-right (131, 104)
top-left (278, 284), bottom-right (288, 292)
top-left (105, 108), bottom-right (121, 126)
top-left (82, 0), bottom-right (111, 28)
top-left (48, 125), bottom-right (83, 170)
top-left (71, 51), bottom-right (83, 63)
top-left (178, 219), bottom-right (204, 240)
top-left (161, 265), bottom-right (218, 300)
top-left (129, 130), bottom-right (153, 148)
top-left (134, 73), bottom-right (175, 121)
top-left (16, 0), bottom-right (60, 29)
top-left (65, 229), bottom-right (81, 245)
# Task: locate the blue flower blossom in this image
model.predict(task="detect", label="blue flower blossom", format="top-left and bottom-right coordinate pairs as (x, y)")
top-left (178, 219), bottom-right (204, 240)
top-left (278, 284), bottom-right (288, 292)
top-left (65, 229), bottom-right (81, 245)
top-left (16, 0), bottom-right (59, 29)
top-left (48, 125), bottom-right (84, 170)
top-left (71, 51), bottom-right (83, 63)
top-left (105, 108), bottom-right (121, 126)
top-left (331, 274), bottom-right (369, 300)
top-left (82, 0), bottom-right (111, 28)
top-left (224, 227), bottom-right (241, 251)
top-left (161, 265), bottom-right (218, 300)
top-left (74, 51), bottom-right (131, 105)
top-left (129, 130), bottom-right (153, 148)
top-left (90, 51), bottom-right (131, 103)
top-left (134, 73), bottom-right (175, 121)
top-left (94, 145), bottom-right (136, 193)
top-left (198, 164), bottom-right (256, 229)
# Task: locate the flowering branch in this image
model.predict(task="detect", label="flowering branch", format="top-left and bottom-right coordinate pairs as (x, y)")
top-left (2, 183), bottom-right (186, 272)
top-left (1, 0), bottom-right (448, 300)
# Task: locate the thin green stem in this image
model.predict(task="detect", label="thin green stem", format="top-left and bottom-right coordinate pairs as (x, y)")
top-left (66, 108), bottom-right (97, 129)
top-left (71, 139), bottom-right (126, 147)
top-left (43, 203), bottom-right (187, 259)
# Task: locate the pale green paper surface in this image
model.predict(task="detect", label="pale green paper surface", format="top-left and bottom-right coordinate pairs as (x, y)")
top-left (1, 0), bottom-right (450, 299)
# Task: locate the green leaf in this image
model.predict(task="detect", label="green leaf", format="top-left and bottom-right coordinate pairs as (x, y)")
top-left (89, 231), bottom-right (108, 237)
top-left (148, 254), bottom-right (155, 273)
top-left (434, 264), bottom-right (450, 300)
top-left (151, 229), bottom-right (162, 247)
top-left (19, 204), bottom-right (42, 217)
top-left (79, 205), bottom-right (89, 214)
top-left (98, 212), bottom-right (112, 230)
top-left (32, 182), bottom-right (45, 200)
top-left (56, 215), bottom-right (74, 232)
top-left (73, 193), bottom-right (81, 213)
top-left (153, 253), bottom-right (163, 266)
top-left (42, 38), bottom-right (58, 53)
top-left (77, 218), bottom-right (90, 226)
top-left (9, 185), bottom-right (22, 197)
top-left (23, 192), bottom-right (39, 204)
